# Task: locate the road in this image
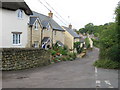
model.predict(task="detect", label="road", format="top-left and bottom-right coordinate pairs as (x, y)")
top-left (2, 48), bottom-right (118, 88)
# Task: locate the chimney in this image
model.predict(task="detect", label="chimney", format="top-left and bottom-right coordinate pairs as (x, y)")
top-left (48, 11), bottom-right (53, 18)
top-left (69, 24), bottom-right (72, 29)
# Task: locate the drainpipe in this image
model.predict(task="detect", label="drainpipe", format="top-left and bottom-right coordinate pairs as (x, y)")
top-left (73, 38), bottom-right (75, 53)
top-left (41, 28), bottom-right (43, 48)
top-left (30, 26), bottom-right (32, 48)
top-left (52, 29), bottom-right (54, 48)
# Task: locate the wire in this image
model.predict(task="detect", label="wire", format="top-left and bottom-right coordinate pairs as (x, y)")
top-left (43, 0), bottom-right (69, 25)
top-left (37, 0), bottom-right (68, 26)
top-left (54, 14), bottom-right (67, 26)
top-left (37, 0), bottom-right (51, 11)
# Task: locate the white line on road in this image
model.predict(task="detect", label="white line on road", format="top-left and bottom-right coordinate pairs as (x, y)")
top-left (96, 80), bottom-right (101, 88)
top-left (96, 80), bottom-right (101, 84)
top-left (105, 80), bottom-right (111, 85)
top-left (108, 86), bottom-right (114, 88)
top-left (105, 80), bottom-right (114, 88)
top-left (95, 67), bottom-right (97, 73)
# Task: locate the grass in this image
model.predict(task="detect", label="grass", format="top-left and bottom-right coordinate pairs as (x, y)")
top-left (93, 59), bottom-right (120, 69)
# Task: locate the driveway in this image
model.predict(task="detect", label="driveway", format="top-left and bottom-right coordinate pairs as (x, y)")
top-left (2, 48), bottom-right (118, 88)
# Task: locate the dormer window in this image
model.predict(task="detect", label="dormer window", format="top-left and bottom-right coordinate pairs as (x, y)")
top-left (34, 22), bottom-right (38, 30)
top-left (46, 23), bottom-right (51, 30)
top-left (18, 9), bottom-right (23, 19)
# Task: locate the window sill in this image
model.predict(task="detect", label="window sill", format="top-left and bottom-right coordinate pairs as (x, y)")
top-left (34, 29), bottom-right (38, 30)
top-left (12, 44), bottom-right (22, 46)
top-left (18, 18), bottom-right (24, 20)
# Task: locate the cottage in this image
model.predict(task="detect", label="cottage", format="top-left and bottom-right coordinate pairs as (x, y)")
top-left (28, 17), bottom-right (42, 48)
top-left (30, 11), bottom-right (65, 49)
top-left (0, 1), bottom-right (33, 48)
top-left (63, 25), bottom-right (80, 51)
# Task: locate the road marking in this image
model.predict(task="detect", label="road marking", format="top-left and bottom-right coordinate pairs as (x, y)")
top-left (94, 67), bottom-right (114, 88)
top-left (96, 80), bottom-right (101, 84)
top-left (105, 80), bottom-right (114, 88)
top-left (108, 86), bottom-right (114, 88)
top-left (105, 80), bottom-right (111, 85)
top-left (95, 67), bottom-right (97, 73)
top-left (96, 80), bottom-right (101, 88)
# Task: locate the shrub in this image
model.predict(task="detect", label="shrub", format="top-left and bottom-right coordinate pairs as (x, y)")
top-left (107, 44), bottom-right (120, 62)
top-left (53, 57), bottom-right (62, 63)
top-left (93, 59), bottom-right (120, 69)
top-left (52, 44), bottom-right (69, 55)
top-left (92, 38), bottom-right (100, 48)
top-left (61, 57), bottom-right (67, 61)
top-left (74, 42), bottom-right (83, 54)
top-left (85, 38), bottom-right (90, 49)
top-left (68, 53), bottom-right (77, 59)
top-left (48, 49), bottom-right (57, 56)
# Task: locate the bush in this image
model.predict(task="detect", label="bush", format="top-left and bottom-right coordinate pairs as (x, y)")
top-left (68, 53), bottom-right (77, 59)
top-left (74, 42), bottom-right (83, 54)
top-left (61, 57), bottom-right (67, 61)
top-left (52, 44), bottom-right (69, 55)
top-left (85, 38), bottom-right (90, 49)
top-left (92, 38), bottom-right (100, 48)
top-left (53, 57), bottom-right (62, 63)
top-left (107, 44), bottom-right (120, 62)
top-left (48, 49), bottom-right (57, 56)
top-left (93, 59), bottom-right (120, 69)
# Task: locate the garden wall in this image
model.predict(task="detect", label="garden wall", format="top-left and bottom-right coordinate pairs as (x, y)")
top-left (1, 48), bottom-right (51, 71)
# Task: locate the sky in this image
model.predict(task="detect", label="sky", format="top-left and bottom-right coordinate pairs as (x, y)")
top-left (25, 0), bottom-right (119, 29)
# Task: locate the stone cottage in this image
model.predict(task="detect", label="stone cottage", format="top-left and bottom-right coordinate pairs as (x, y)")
top-left (63, 25), bottom-right (81, 51)
top-left (30, 11), bottom-right (65, 49)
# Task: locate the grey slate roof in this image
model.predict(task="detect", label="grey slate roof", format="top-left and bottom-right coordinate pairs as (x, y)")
top-left (63, 26), bottom-right (80, 38)
top-left (29, 17), bottom-right (38, 26)
top-left (31, 11), bottom-right (64, 31)
top-left (1, 0), bottom-right (33, 15)
top-left (42, 37), bottom-right (50, 43)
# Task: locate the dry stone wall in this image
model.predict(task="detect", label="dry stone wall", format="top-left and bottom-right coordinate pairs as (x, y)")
top-left (1, 48), bottom-right (50, 71)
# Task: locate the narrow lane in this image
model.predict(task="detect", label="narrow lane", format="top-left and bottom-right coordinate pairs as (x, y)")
top-left (2, 48), bottom-right (118, 88)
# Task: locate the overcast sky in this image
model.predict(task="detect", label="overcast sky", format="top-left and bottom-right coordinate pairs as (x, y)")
top-left (25, 0), bottom-right (119, 29)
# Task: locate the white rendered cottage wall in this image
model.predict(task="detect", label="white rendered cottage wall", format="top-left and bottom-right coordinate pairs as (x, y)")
top-left (1, 9), bottom-right (29, 48)
top-left (0, 9), bottom-right (2, 48)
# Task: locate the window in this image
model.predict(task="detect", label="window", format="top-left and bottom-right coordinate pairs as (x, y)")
top-left (13, 33), bottom-right (21, 45)
top-left (34, 22), bottom-right (38, 30)
top-left (54, 31), bottom-right (56, 35)
top-left (34, 41), bottom-right (39, 48)
top-left (18, 9), bottom-right (23, 19)
top-left (46, 23), bottom-right (51, 30)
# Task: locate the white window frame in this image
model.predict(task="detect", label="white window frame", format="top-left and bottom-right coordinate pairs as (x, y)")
top-left (54, 31), bottom-right (57, 35)
top-left (18, 9), bottom-right (23, 19)
top-left (12, 33), bottom-right (21, 45)
top-left (34, 41), bottom-right (39, 48)
top-left (46, 23), bottom-right (51, 31)
top-left (34, 22), bottom-right (38, 30)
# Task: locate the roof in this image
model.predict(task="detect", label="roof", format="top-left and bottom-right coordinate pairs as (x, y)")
top-left (31, 11), bottom-right (64, 31)
top-left (56, 41), bottom-right (64, 47)
top-left (42, 37), bottom-right (50, 43)
top-left (63, 26), bottom-right (80, 38)
top-left (1, 0), bottom-right (33, 15)
top-left (29, 17), bottom-right (38, 26)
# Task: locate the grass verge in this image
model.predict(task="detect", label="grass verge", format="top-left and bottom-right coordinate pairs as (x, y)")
top-left (93, 59), bottom-right (120, 69)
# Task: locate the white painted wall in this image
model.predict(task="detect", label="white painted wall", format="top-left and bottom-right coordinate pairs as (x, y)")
top-left (1, 8), bottom-right (29, 48)
top-left (0, 9), bottom-right (2, 48)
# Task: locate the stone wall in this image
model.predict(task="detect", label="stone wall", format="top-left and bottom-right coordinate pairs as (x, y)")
top-left (2, 48), bottom-right (50, 71)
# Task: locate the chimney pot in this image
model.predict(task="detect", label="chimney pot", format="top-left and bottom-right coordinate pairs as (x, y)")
top-left (48, 11), bottom-right (53, 18)
top-left (69, 24), bottom-right (72, 29)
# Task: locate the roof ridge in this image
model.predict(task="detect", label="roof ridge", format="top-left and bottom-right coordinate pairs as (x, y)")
top-left (32, 11), bottom-right (49, 18)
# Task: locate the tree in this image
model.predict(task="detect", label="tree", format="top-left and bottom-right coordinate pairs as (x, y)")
top-left (115, 2), bottom-right (120, 45)
top-left (85, 23), bottom-right (94, 34)
top-left (79, 28), bottom-right (87, 34)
